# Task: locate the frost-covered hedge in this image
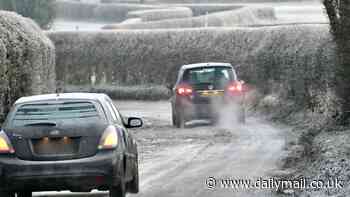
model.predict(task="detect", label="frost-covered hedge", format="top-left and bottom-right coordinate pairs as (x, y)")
top-left (165, 4), bottom-right (243, 16)
top-left (127, 7), bottom-right (193, 22)
top-left (101, 0), bottom-right (141, 3)
top-left (101, 2), bottom-right (242, 16)
top-left (48, 25), bottom-right (335, 111)
top-left (64, 85), bottom-right (170, 100)
top-left (119, 17), bottom-right (143, 25)
top-left (103, 7), bottom-right (276, 29)
top-left (55, 1), bottom-right (243, 22)
top-left (54, 1), bottom-right (162, 22)
top-left (0, 11), bottom-right (56, 118)
top-left (150, 0), bottom-right (309, 3)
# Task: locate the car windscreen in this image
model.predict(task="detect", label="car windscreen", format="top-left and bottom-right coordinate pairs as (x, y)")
top-left (11, 101), bottom-right (103, 127)
top-left (183, 67), bottom-right (235, 88)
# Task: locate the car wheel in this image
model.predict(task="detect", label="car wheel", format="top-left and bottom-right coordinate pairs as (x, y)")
top-left (179, 111), bottom-right (186, 128)
top-left (110, 183), bottom-right (126, 197)
top-left (17, 191), bottom-right (32, 197)
top-left (238, 106), bottom-right (246, 124)
top-left (0, 191), bottom-right (15, 197)
top-left (127, 155), bottom-right (139, 193)
top-left (175, 110), bottom-right (185, 128)
top-left (172, 107), bottom-right (178, 126)
top-left (110, 159), bottom-right (126, 197)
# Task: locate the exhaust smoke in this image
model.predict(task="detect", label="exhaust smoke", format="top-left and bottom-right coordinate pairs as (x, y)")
top-left (216, 101), bottom-right (243, 130)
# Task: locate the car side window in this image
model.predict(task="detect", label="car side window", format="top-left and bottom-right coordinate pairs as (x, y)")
top-left (105, 99), bottom-right (118, 122)
top-left (105, 99), bottom-right (123, 124)
top-left (110, 102), bottom-right (124, 124)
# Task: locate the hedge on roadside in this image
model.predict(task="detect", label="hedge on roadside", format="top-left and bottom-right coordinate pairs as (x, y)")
top-left (119, 17), bottom-right (143, 25)
top-left (64, 85), bottom-right (170, 100)
top-left (148, 0), bottom-right (310, 3)
top-left (54, 1), bottom-right (162, 22)
top-left (101, 0), bottom-right (141, 3)
top-left (127, 7), bottom-right (193, 22)
top-left (55, 1), bottom-right (243, 22)
top-left (103, 7), bottom-right (276, 29)
top-left (165, 4), bottom-right (243, 16)
top-left (48, 24), bottom-right (335, 113)
top-left (0, 11), bottom-right (56, 119)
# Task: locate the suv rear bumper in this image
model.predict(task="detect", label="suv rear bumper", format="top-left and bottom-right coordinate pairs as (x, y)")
top-left (185, 103), bottom-right (217, 119)
top-left (175, 95), bottom-right (244, 120)
top-left (0, 150), bottom-right (123, 192)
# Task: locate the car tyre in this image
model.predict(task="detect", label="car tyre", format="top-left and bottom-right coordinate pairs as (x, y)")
top-left (127, 155), bottom-right (139, 193)
top-left (0, 191), bottom-right (15, 197)
top-left (175, 109), bottom-right (185, 128)
top-left (238, 106), bottom-right (246, 124)
top-left (110, 159), bottom-right (126, 197)
top-left (172, 106), bottom-right (178, 126)
top-left (17, 191), bottom-right (32, 197)
top-left (110, 183), bottom-right (126, 197)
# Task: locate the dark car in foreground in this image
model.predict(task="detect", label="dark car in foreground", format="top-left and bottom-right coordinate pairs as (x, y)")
top-left (171, 63), bottom-right (246, 128)
top-left (0, 93), bottom-right (142, 197)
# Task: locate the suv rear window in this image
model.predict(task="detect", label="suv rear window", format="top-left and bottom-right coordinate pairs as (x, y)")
top-left (11, 101), bottom-right (101, 126)
top-left (183, 66), bottom-right (235, 87)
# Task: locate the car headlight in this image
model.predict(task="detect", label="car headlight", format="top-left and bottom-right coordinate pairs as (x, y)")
top-left (0, 130), bottom-right (15, 154)
top-left (98, 126), bottom-right (119, 150)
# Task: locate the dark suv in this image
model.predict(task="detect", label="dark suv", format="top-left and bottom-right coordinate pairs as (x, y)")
top-left (0, 93), bottom-right (141, 197)
top-left (170, 63), bottom-right (246, 128)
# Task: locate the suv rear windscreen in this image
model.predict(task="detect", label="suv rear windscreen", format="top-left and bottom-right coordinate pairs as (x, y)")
top-left (11, 101), bottom-right (102, 127)
top-left (183, 67), bottom-right (235, 88)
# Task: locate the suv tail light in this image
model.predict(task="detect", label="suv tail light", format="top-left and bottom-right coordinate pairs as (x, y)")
top-left (176, 84), bottom-right (193, 96)
top-left (228, 82), bottom-right (243, 92)
top-left (98, 126), bottom-right (119, 150)
top-left (0, 130), bottom-right (15, 154)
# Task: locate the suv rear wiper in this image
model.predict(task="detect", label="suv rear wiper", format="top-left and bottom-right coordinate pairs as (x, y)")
top-left (24, 122), bottom-right (57, 127)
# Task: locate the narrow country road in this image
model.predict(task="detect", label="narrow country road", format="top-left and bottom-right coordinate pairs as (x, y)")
top-left (34, 101), bottom-right (288, 197)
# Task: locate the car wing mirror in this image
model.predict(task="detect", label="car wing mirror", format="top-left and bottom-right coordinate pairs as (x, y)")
top-left (125, 117), bottom-right (143, 128)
